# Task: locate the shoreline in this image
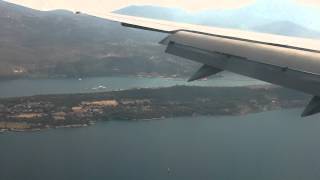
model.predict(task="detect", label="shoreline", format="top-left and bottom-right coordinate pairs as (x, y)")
top-left (0, 86), bottom-right (308, 133)
top-left (0, 74), bottom-right (188, 82)
top-left (0, 123), bottom-right (92, 133)
top-left (0, 108), bottom-right (305, 133)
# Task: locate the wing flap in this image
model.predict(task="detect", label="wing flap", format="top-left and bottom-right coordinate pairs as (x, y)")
top-left (302, 96), bottom-right (320, 117)
top-left (164, 31), bottom-right (320, 75)
top-left (188, 64), bottom-right (223, 82)
top-left (99, 12), bottom-right (320, 116)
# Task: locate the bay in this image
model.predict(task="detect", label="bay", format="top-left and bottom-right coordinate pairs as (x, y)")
top-left (1, 109), bottom-right (320, 180)
top-left (0, 73), bottom-right (266, 98)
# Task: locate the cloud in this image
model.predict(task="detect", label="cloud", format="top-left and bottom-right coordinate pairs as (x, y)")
top-left (6, 0), bottom-right (255, 13)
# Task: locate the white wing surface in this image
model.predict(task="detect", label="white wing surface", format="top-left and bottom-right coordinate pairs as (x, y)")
top-left (99, 13), bottom-right (320, 117)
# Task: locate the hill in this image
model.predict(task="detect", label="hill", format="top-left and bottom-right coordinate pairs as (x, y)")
top-left (0, 1), bottom-right (320, 79)
top-left (0, 1), bottom-right (196, 79)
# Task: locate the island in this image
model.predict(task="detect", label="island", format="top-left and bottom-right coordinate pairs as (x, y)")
top-left (0, 85), bottom-right (309, 132)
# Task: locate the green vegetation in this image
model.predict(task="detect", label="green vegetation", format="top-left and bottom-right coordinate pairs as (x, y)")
top-left (0, 1), bottom-right (197, 79)
top-left (0, 86), bottom-right (308, 132)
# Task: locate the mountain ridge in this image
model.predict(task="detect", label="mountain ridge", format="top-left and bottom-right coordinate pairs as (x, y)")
top-left (0, 1), bottom-right (319, 79)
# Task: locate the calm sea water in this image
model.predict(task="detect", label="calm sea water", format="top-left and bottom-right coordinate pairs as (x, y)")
top-left (1, 76), bottom-right (314, 180)
top-left (0, 73), bottom-right (266, 98)
top-left (1, 109), bottom-right (320, 180)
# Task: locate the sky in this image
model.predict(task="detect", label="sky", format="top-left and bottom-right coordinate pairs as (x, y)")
top-left (5, 0), bottom-right (255, 12)
top-left (4, 0), bottom-right (320, 31)
top-left (296, 0), bottom-right (320, 7)
top-left (4, 0), bottom-right (254, 12)
top-left (6, 0), bottom-right (320, 14)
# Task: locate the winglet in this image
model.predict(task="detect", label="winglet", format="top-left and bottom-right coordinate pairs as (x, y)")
top-left (302, 96), bottom-right (320, 117)
top-left (188, 64), bottom-right (223, 82)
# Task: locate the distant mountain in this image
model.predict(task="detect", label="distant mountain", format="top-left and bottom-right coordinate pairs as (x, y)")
top-left (1, 0), bottom-right (320, 79)
top-left (252, 21), bottom-right (320, 39)
top-left (116, 5), bottom-right (257, 28)
top-left (117, 0), bottom-right (320, 32)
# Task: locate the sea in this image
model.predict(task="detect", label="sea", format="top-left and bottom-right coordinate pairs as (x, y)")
top-left (0, 73), bottom-right (266, 98)
top-left (1, 75), bottom-right (320, 180)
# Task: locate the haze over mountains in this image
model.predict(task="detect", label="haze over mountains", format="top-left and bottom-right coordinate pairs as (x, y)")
top-left (0, 0), bottom-right (319, 79)
top-left (117, 0), bottom-right (320, 31)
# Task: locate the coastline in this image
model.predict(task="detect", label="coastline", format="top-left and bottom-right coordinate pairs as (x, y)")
top-left (0, 85), bottom-right (308, 133)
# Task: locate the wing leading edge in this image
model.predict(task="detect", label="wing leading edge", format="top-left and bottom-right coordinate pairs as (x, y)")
top-left (101, 13), bottom-right (320, 117)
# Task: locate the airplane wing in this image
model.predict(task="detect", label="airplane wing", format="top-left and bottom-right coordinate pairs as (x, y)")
top-left (100, 13), bottom-right (320, 117)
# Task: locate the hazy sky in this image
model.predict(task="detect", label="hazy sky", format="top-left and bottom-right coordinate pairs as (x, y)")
top-left (296, 0), bottom-right (320, 7)
top-left (5, 0), bottom-right (256, 12)
top-left (5, 0), bottom-right (319, 14)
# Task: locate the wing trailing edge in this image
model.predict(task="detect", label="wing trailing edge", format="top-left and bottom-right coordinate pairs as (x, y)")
top-left (101, 13), bottom-right (320, 117)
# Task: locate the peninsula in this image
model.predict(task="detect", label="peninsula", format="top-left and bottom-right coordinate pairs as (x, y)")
top-left (0, 85), bottom-right (309, 132)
